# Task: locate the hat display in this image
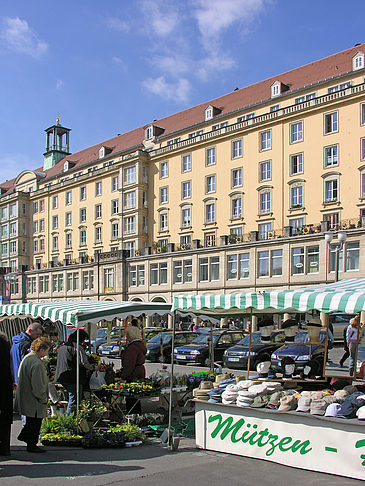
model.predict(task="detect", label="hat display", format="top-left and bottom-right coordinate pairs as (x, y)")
top-left (268, 391), bottom-right (285, 409)
top-left (356, 406), bottom-right (365, 420)
top-left (310, 398), bottom-right (327, 415)
top-left (333, 389), bottom-right (349, 402)
top-left (256, 361), bottom-right (271, 379)
top-left (258, 318), bottom-right (275, 340)
top-left (215, 373), bottom-right (231, 384)
top-left (303, 359), bottom-right (321, 379)
top-left (251, 395), bottom-right (270, 408)
top-left (278, 395), bottom-right (297, 412)
top-left (200, 381), bottom-right (214, 390)
top-left (325, 403), bottom-right (341, 417)
top-left (281, 319), bottom-right (298, 340)
top-left (281, 357), bottom-right (296, 379)
top-left (343, 385), bottom-right (358, 395)
top-left (296, 396), bottom-right (312, 412)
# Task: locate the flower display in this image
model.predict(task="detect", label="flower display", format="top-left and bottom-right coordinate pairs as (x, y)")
top-left (101, 381), bottom-right (155, 395)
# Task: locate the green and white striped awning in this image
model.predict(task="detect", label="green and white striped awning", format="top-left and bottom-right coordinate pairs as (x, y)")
top-left (0, 300), bottom-right (172, 327)
top-left (173, 278), bottom-right (365, 316)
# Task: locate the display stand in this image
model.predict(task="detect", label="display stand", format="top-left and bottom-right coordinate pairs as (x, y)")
top-left (195, 399), bottom-right (365, 480)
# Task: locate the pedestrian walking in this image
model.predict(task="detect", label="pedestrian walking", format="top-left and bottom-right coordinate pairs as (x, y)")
top-left (15, 337), bottom-right (51, 453)
top-left (10, 321), bottom-right (43, 383)
top-left (0, 332), bottom-right (13, 456)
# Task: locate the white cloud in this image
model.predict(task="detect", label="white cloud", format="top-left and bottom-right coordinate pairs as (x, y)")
top-left (56, 79), bottom-right (64, 90)
top-left (193, 0), bottom-right (266, 47)
top-left (0, 17), bottom-right (48, 58)
top-left (112, 56), bottom-right (127, 71)
top-left (151, 55), bottom-right (189, 76)
top-left (140, 0), bottom-right (179, 36)
top-left (142, 76), bottom-right (191, 103)
top-left (105, 17), bottom-right (130, 33)
top-left (198, 52), bottom-right (236, 81)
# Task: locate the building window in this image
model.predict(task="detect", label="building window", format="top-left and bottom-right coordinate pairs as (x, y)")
top-left (258, 222), bottom-right (272, 240)
top-left (80, 187), bottom-right (86, 200)
top-left (1, 207), bottom-right (8, 220)
top-left (52, 274), bottom-right (63, 292)
top-left (124, 191), bottom-right (135, 209)
top-left (199, 256), bottom-right (219, 282)
top-left (324, 178), bottom-right (339, 203)
top-left (237, 112), bottom-right (255, 122)
top-left (227, 253), bottom-right (249, 279)
top-left (307, 245), bottom-right (319, 273)
top-left (80, 208), bottom-right (86, 223)
top-left (182, 181), bottom-right (191, 199)
top-left (65, 191), bottom-right (72, 205)
top-left (95, 181), bottom-right (102, 196)
top-left (346, 241), bottom-right (360, 271)
top-left (65, 232), bottom-right (72, 249)
top-left (232, 168), bottom-right (242, 188)
top-left (10, 222), bottom-right (16, 235)
top-left (52, 235), bottom-right (58, 251)
top-left (150, 262), bottom-right (167, 285)
top-left (80, 230), bottom-right (87, 246)
top-left (9, 203), bottom-right (16, 218)
top-left (182, 154), bottom-right (191, 172)
top-left (82, 270), bottom-right (94, 290)
top-left (290, 153), bottom-right (303, 175)
top-left (259, 160), bottom-right (271, 182)
top-left (52, 195), bottom-right (58, 209)
top-left (289, 217), bottom-right (304, 235)
top-left (146, 126), bottom-right (153, 140)
top-left (206, 147), bottom-right (216, 166)
top-left (205, 107), bottom-right (213, 120)
top-left (260, 130), bottom-right (271, 151)
top-left (290, 185), bottom-right (303, 208)
top-left (181, 207), bottom-right (191, 227)
top-left (124, 216), bottom-right (136, 234)
top-left (353, 53), bottom-right (364, 70)
top-left (324, 145), bottom-right (339, 167)
top-left (95, 204), bottom-right (102, 219)
top-left (95, 226), bottom-right (102, 243)
top-left (180, 234), bottom-right (191, 248)
top-left (129, 265), bottom-right (145, 287)
top-left (361, 103), bottom-right (365, 126)
top-left (124, 166), bottom-right (136, 185)
top-left (160, 186), bottom-right (168, 204)
top-left (258, 249), bottom-right (282, 277)
top-left (231, 197), bottom-right (242, 219)
top-left (159, 212), bottom-right (168, 231)
top-left (270, 104), bottom-right (280, 112)
top-left (232, 139), bottom-right (242, 158)
top-left (290, 121), bottom-right (303, 143)
top-left (1, 224), bottom-right (8, 237)
top-left (112, 176), bottom-right (119, 191)
top-left (206, 175), bottom-right (216, 194)
top-left (292, 247), bottom-right (304, 275)
top-left (33, 202), bottom-right (38, 214)
top-left (111, 223), bottom-right (119, 239)
top-left (160, 161), bottom-right (168, 178)
top-left (104, 268), bottom-right (115, 290)
top-left (205, 201), bottom-right (216, 223)
top-left (65, 212), bottom-right (72, 226)
top-left (295, 93), bottom-right (316, 104)
top-left (324, 212), bottom-right (340, 230)
top-left (111, 200), bottom-right (119, 215)
top-left (259, 191), bottom-right (271, 214)
top-left (324, 111), bottom-right (338, 134)
top-left (361, 171), bottom-right (365, 198)
top-left (38, 275), bottom-right (49, 293)
top-left (361, 138), bottom-right (365, 161)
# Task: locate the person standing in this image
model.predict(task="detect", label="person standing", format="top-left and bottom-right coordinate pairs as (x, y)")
top-left (10, 321), bottom-right (43, 383)
top-left (55, 329), bottom-right (95, 416)
top-left (339, 325), bottom-right (350, 367)
top-left (15, 337), bottom-right (51, 453)
top-left (0, 333), bottom-right (13, 456)
top-left (121, 325), bottom-right (147, 414)
top-left (347, 315), bottom-right (360, 374)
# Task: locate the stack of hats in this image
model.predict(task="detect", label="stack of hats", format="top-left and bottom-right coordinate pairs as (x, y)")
top-left (257, 318), bottom-right (275, 341)
top-left (295, 389), bottom-right (350, 416)
top-left (192, 381), bottom-right (213, 401)
top-left (222, 384), bottom-right (241, 405)
top-left (281, 319), bottom-right (298, 341)
top-left (337, 392), bottom-right (365, 419)
top-left (278, 395), bottom-right (298, 412)
top-left (236, 381), bottom-right (283, 408)
top-left (206, 373), bottom-right (235, 404)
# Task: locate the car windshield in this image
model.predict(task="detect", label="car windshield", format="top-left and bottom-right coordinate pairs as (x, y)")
top-left (148, 333), bottom-right (172, 345)
top-left (294, 331), bottom-right (326, 344)
top-left (97, 328), bottom-right (107, 337)
top-left (238, 333), bottom-right (262, 345)
top-left (191, 333), bottom-right (220, 345)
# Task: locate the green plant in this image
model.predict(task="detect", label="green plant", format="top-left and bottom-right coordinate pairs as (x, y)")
top-left (41, 413), bottom-right (78, 436)
top-left (113, 424), bottom-right (146, 442)
top-left (78, 400), bottom-right (107, 424)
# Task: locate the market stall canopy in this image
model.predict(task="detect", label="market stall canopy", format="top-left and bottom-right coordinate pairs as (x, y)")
top-left (0, 300), bottom-right (172, 327)
top-left (173, 278), bottom-right (365, 316)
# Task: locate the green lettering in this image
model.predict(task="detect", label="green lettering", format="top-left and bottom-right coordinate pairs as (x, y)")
top-left (255, 429), bottom-right (270, 447)
top-left (291, 439), bottom-right (312, 455)
top-left (278, 437), bottom-right (292, 451)
top-left (266, 434), bottom-right (279, 456)
top-left (208, 414), bottom-right (245, 442)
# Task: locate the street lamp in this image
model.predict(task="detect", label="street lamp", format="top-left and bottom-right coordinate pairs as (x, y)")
top-left (4, 274), bottom-right (18, 303)
top-left (325, 230), bottom-right (347, 282)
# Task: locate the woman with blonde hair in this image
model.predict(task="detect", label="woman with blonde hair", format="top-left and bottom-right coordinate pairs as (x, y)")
top-left (15, 337), bottom-right (51, 453)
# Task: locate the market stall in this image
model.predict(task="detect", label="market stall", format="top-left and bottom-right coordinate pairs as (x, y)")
top-left (172, 278), bottom-right (365, 480)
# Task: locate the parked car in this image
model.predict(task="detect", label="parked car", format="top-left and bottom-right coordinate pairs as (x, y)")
top-left (329, 313), bottom-right (357, 342)
top-left (146, 331), bottom-right (198, 362)
top-left (174, 331), bottom-right (245, 366)
top-left (97, 336), bottom-right (127, 358)
top-left (90, 327), bottom-right (108, 351)
top-left (223, 331), bottom-right (286, 370)
top-left (271, 330), bottom-right (330, 374)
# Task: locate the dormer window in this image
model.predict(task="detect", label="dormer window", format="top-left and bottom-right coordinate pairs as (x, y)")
top-left (146, 126), bottom-right (153, 140)
top-left (205, 105), bottom-right (222, 121)
top-left (63, 160), bottom-right (75, 172)
top-left (271, 80), bottom-right (289, 98)
top-left (99, 146), bottom-right (112, 159)
top-left (353, 52), bottom-right (364, 71)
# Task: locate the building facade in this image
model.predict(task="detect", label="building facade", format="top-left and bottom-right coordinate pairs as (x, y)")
top-left (1, 45), bottom-right (365, 304)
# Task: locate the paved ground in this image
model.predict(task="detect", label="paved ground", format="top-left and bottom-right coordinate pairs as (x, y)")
top-left (0, 418), bottom-right (363, 486)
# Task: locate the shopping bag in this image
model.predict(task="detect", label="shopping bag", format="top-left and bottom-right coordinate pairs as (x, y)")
top-left (89, 371), bottom-right (106, 390)
top-left (48, 383), bottom-right (59, 404)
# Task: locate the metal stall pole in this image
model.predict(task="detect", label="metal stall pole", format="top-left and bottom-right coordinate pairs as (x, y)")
top-left (168, 310), bottom-right (176, 451)
top-left (76, 326), bottom-right (80, 427)
top-left (246, 308), bottom-right (253, 379)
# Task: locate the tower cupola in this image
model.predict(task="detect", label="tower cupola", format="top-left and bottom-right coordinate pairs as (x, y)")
top-left (43, 115), bottom-right (71, 170)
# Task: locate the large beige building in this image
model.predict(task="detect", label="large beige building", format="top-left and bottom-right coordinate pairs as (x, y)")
top-left (1, 44), bottom-right (365, 304)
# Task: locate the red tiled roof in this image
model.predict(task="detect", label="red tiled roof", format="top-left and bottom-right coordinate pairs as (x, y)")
top-left (1, 43), bottom-right (364, 193)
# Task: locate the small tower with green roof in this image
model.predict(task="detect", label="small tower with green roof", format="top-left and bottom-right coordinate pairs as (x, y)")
top-left (43, 115), bottom-right (71, 170)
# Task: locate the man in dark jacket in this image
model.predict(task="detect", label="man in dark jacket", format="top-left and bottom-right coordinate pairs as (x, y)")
top-left (10, 322), bottom-right (43, 383)
top-left (0, 333), bottom-right (13, 455)
top-left (121, 325), bottom-right (147, 414)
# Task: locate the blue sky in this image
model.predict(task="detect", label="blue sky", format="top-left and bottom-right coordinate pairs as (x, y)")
top-left (0, 0), bottom-right (364, 182)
